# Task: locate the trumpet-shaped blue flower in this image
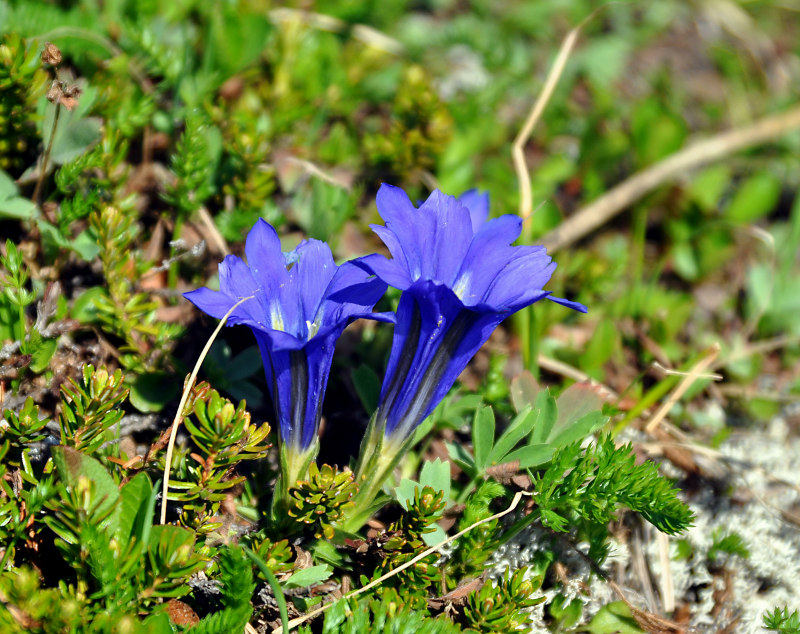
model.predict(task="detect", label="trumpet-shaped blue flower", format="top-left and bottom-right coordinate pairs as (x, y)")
top-left (185, 219), bottom-right (390, 486)
top-left (357, 184), bottom-right (586, 443)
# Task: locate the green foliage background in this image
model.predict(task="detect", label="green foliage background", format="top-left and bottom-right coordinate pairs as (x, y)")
top-left (1, 0), bottom-right (799, 631)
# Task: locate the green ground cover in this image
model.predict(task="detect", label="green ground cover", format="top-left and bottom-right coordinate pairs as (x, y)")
top-left (1, 1), bottom-right (799, 632)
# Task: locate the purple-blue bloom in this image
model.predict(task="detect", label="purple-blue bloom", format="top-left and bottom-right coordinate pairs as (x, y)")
top-left (357, 184), bottom-right (586, 442)
top-left (184, 219), bottom-right (391, 455)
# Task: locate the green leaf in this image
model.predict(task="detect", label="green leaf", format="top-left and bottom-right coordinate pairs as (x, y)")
top-left (419, 459), bottom-right (451, 503)
top-left (530, 390), bottom-right (557, 444)
top-left (0, 196), bottom-right (36, 219)
top-left (71, 286), bottom-right (106, 323)
top-left (746, 263), bottom-right (773, 321)
top-left (502, 443), bottom-right (553, 469)
top-left (552, 383), bottom-right (605, 440)
top-left (28, 332), bottom-right (58, 374)
top-left (224, 346), bottom-right (263, 381)
top-left (116, 472), bottom-right (153, 544)
top-left (446, 441), bottom-right (476, 478)
top-left (41, 91), bottom-right (103, 166)
top-left (282, 564), bottom-right (332, 590)
top-left (726, 171), bottom-right (782, 223)
top-left (312, 540), bottom-right (345, 567)
top-left (489, 406), bottom-right (535, 465)
top-left (0, 170), bottom-right (35, 220)
top-left (395, 479), bottom-right (419, 511)
top-left (548, 411), bottom-right (607, 449)
top-left (671, 241), bottom-right (699, 281)
top-left (472, 405), bottom-right (495, 471)
top-left (129, 372), bottom-right (181, 413)
top-left (140, 612), bottom-right (174, 634)
top-left (581, 601), bottom-right (644, 634)
top-left (509, 371), bottom-right (539, 414)
top-left (70, 229), bottom-right (100, 261)
top-left (0, 170), bottom-right (17, 198)
top-left (352, 364), bottom-right (381, 413)
top-left (51, 446), bottom-right (120, 529)
top-left (688, 165), bottom-right (730, 213)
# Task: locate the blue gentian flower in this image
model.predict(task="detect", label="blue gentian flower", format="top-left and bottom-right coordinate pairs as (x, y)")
top-left (357, 184), bottom-right (586, 444)
top-left (185, 219), bottom-right (390, 491)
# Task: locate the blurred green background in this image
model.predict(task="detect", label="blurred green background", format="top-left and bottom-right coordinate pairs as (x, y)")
top-left (1, 0), bottom-right (799, 435)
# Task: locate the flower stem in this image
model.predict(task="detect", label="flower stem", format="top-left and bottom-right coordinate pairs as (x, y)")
top-left (345, 425), bottom-right (413, 533)
top-left (33, 101), bottom-right (61, 209)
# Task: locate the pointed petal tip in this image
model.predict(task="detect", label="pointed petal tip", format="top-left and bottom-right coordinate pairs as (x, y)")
top-left (547, 295), bottom-right (588, 313)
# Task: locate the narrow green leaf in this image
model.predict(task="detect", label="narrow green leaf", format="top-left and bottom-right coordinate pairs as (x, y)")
top-left (51, 446), bottom-right (120, 524)
top-left (116, 472), bottom-right (152, 543)
top-left (489, 406), bottom-right (535, 465)
top-left (446, 441), bottom-right (476, 478)
top-left (282, 564), bottom-right (332, 590)
top-left (548, 411), bottom-right (607, 449)
top-left (502, 443), bottom-right (553, 470)
top-left (530, 390), bottom-right (557, 444)
top-left (472, 405), bottom-right (495, 471)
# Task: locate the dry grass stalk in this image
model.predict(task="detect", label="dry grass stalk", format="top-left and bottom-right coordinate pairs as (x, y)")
top-left (540, 105), bottom-right (800, 253)
top-left (513, 25), bottom-right (583, 227)
top-left (159, 295), bottom-right (254, 524)
top-left (644, 343), bottom-right (721, 434)
top-left (657, 531), bottom-right (674, 614)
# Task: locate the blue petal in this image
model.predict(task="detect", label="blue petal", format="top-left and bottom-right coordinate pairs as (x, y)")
top-left (291, 239), bottom-right (337, 329)
top-left (218, 255), bottom-right (258, 300)
top-left (378, 282), bottom-right (463, 434)
top-left (458, 189), bottom-right (489, 233)
top-left (375, 184), bottom-right (424, 280)
top-left (378, 282), bottom-right (508, 439)
top-left (371, 224), bottom-right (411, 276)
top-left (415, 190), bottom-right (473, 285)
top-left (353, 253), bottom-right (412, 290)
top-left (244, 219), bottom-right (295, 333)
top-left (253, 331), bottom-right (293, 443)
top-left (244, 219), bottom-right (289, 289)
top-left (183, 287), bottom-right (236, 320)
top-left (217, 255), bottom-right (267, 327)
top-left (547, 295), bottom-right (588, 313)
top-left (483, 257), bottom-right (557, 311)
top-left (325, 261), bottom-right (389, 311)
top-left (453, 215), bottom-right (530, 304)
top-left (253, 329), bottom-right (338, 451)
top-left (312, 262), bottom-right (391, 341)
